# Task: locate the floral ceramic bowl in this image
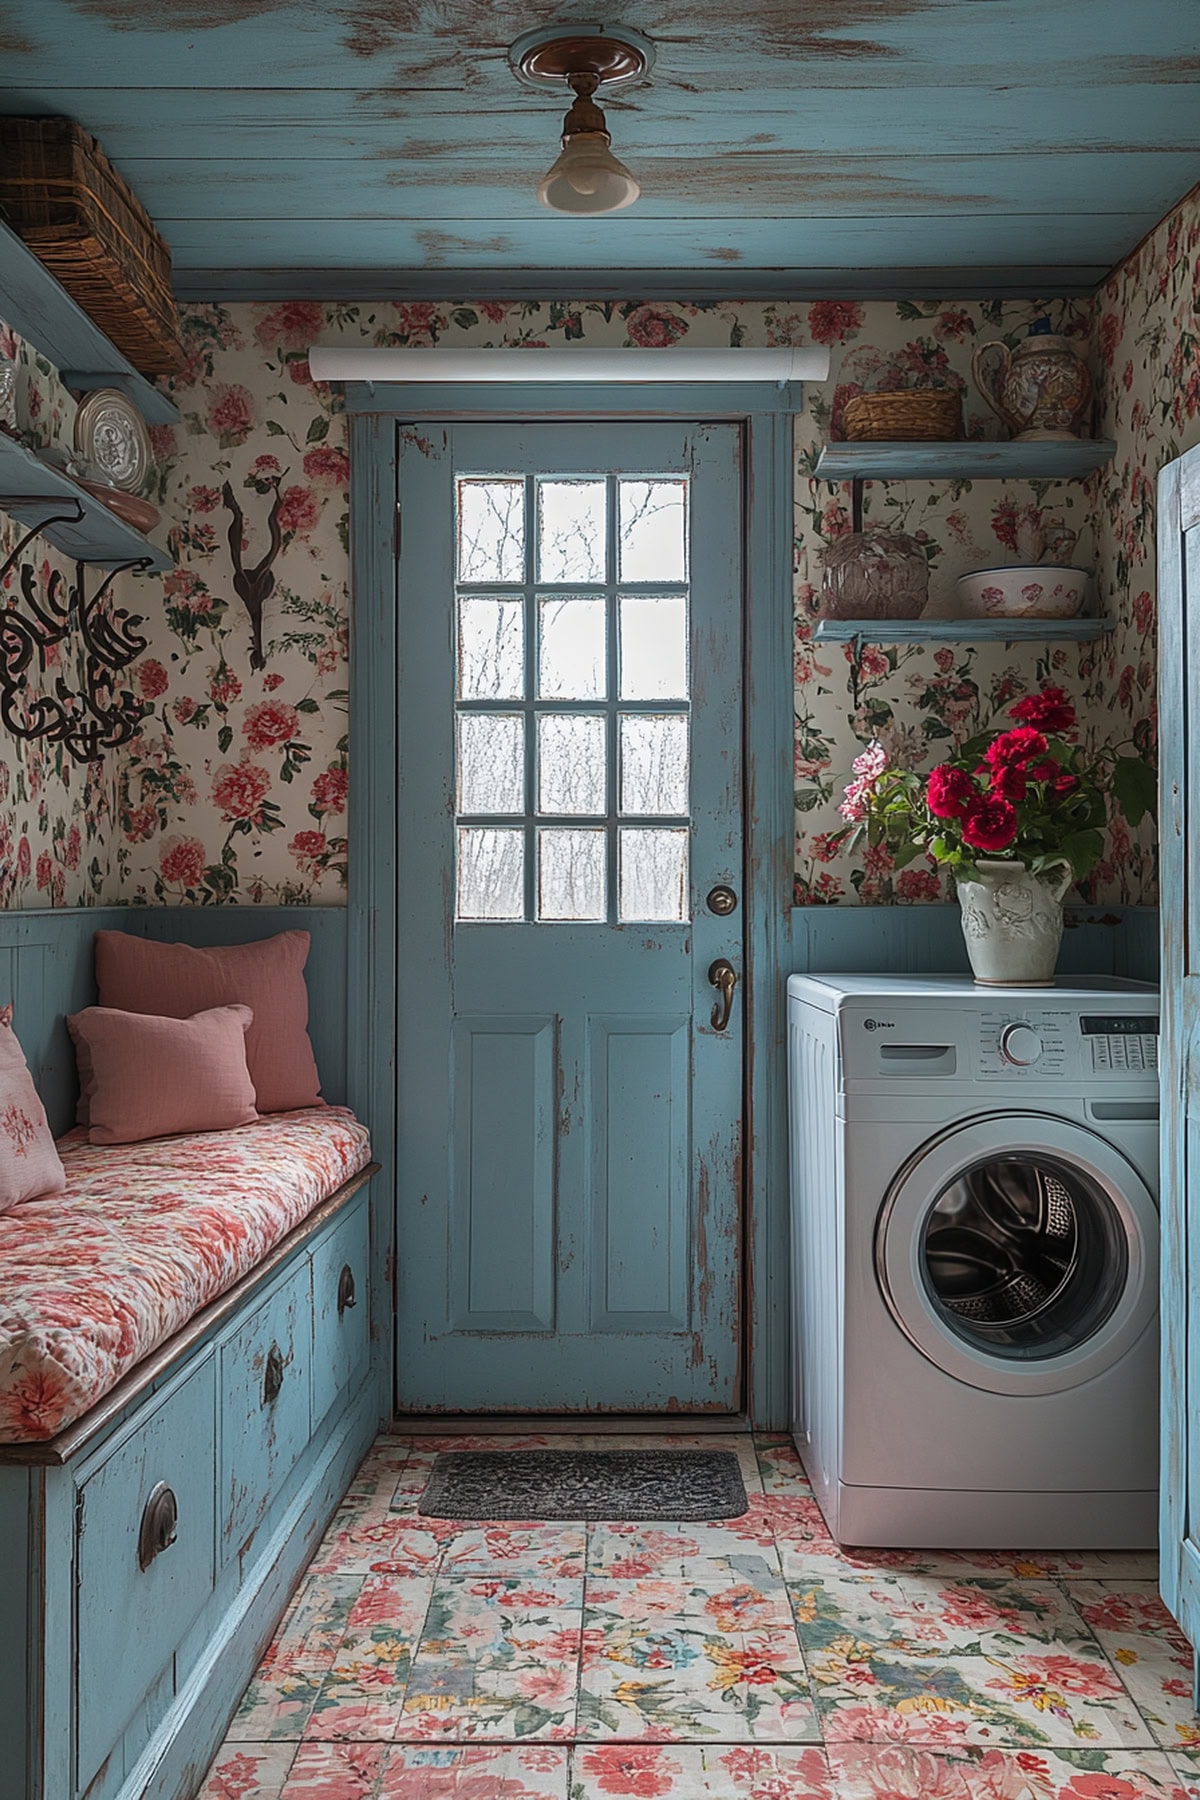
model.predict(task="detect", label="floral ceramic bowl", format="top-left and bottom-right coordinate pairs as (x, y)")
top-left (954, 565), bottom-right (1089, 620)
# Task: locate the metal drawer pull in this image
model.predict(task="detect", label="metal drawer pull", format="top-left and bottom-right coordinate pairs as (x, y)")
top-left (263, 1341), bottom-right (285, 1405)
top-left (138, 1482), bottom-right (178, 1571)
top-left (337, 1263), bottom-right (357, 1317)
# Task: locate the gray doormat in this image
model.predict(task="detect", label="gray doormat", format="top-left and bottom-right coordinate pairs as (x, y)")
top-left (418, 1449), bottom-right (748, 1521)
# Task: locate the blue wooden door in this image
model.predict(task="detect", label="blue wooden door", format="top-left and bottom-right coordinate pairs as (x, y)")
top-left (395, 420), bottom-right (743, 1412)
top-left (1159, 442), bottom-right (1200, 1671)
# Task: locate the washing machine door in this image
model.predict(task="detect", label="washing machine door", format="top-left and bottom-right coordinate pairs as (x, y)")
top-left (875, 1111), bottom-right (1157, 1397)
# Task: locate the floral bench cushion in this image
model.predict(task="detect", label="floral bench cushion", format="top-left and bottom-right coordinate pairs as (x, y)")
top-left (0, 1107), bottom-right (371, 1442)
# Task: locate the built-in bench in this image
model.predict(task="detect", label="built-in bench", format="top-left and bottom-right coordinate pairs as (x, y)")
top-left (0, 909), bottom-right (386, 1800)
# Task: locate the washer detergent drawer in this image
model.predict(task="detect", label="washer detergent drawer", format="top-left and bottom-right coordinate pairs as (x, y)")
top-left (221, 1259), bottom-right (311, 1559)
top-left (310, 1190), bottom-right (370, 1429)
top-left (75, 1356), bottom-right (217, 1794)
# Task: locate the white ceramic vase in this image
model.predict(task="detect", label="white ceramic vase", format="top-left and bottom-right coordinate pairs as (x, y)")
top-left (954, 858), bottom-right (1073, 986)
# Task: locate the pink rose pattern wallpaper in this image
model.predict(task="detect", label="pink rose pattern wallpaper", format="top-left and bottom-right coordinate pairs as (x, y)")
top-left (1, 183), bottom-right (1196, 910)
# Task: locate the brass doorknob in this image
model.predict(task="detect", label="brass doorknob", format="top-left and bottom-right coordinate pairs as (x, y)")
top-left (706, 884), bottom-right (738, 916)
top-left (708, 958), bottom-right (738, 1031)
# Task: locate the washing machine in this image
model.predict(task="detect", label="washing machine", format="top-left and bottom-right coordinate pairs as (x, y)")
top-left (787, 973), bottom-right (1160, 1549)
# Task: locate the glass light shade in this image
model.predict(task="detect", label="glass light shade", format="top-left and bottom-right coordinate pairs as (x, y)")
top-left (537, 131), bottom-right (640, 214)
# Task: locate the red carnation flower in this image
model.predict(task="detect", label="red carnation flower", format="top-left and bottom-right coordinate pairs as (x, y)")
top-left (985, 727), bottom-right (1048, 770)
top-left (989, 763), bottom-right (1028, 804)
top-left (159, 836), bottom-right (207, 888)
top-left (1008, 685), bottom-right (1077, 736)
top-left (211, 761), bottom-right (271, 823)
top-left (243, 698), bottom-right (299, 749)
top-left (961, 796), bottom-right (1018, 853)
top-left (926, 765), bottom-right (976, 819)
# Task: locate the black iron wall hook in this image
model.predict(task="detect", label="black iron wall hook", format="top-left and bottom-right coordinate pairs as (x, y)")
top-left (0, 499), bottom-right (152, 762)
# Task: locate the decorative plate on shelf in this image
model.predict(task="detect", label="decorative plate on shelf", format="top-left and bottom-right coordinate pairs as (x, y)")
top-left (73, 388), bottom-right (152, 493)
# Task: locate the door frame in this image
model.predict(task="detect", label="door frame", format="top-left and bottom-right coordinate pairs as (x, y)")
top-left (344, 379), bottom-right (803, 1426)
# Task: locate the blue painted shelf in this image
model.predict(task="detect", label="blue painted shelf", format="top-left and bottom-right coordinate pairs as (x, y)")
top-left (813, 616), bottom-right (1115, 644)
top-left (813, 440), bottom-right (1116, 481)
top-left (0, 221), bottom-right (178, 429)
top-left (0, 433), bottom-right (172, 571)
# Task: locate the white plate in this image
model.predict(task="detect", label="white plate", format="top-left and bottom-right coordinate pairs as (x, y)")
top-left (73, 388), bottom-right (152, 494)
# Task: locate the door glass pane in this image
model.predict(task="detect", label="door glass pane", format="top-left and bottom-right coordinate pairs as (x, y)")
top-left (538, 827), bottom-right (606, 920)
top-left (619, 478), bottom-right (687, 582)
top-left (619, 714), bottom-right (689, 815)
top-left (537, 480), bottom-right (606, 583)
top-left (457, 478), bottom-right (525, 581)
top-left (538, 713), bottom-right (606, 816)
top-left (538, 595), bottom-right (606, 699)
top-left (458, 827), bottom-right (524, 920)
top-left (619, 594), bottom-right (688, 700)
top-left (458, 713), bottom-right (524, 814)
top-left (458, 596), bottom-right (525, 700)
top-left (619, 828), bottom-right (689, 921)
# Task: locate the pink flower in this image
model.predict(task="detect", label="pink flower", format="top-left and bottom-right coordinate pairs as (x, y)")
top-left (311, 765), bottom-right (348, 815)
top-left (209, 668), bottom-right (242, 708)
top-left (1096, 311), bottom-right (1123, 368)
top-left (211, 761), bottom-right (272, 823)
top-left (123, 803), bottom-right (159, 843)
top-left (159, 836), bottom-right (206, 887)
top-left (897, 867), bottom-right (941, 901)
top-left (173, 696), bottom-right (198, 724)
top-left (263, 671), bottom-right (285, 691)
top-left (16, 837), bottom-right (30, 880)
top-left (136, 659), bottom-right (169, 700)
top-left (189, 484), bottom-right (222, 512)
top-left (251, 454), bottom-right (281, 477)
top-left (254, 300), bottom-right (325, 350)
top-left (243, 698), bottom-right (299, 748)
top-left (63, 824), bottom-right (81, 871)
top-left (303, 443), bottom-right (351, 487)
top-left (851, 742), bottom-right (889, 779)
top-left (625, 306), bottom-right (689, 348)
top-left (807, 300), bottom-right (864, 345)
top-left (205, 383), bottom-right (254, 443)
top-left (277, 484), bottom-right (320, 535)
top-left (289, 829), bottom-right (327, 872)
top-left (577, 1746), bottom-right (684, 1797)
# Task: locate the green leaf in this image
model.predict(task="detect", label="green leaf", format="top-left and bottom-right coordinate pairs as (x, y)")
top-left (265, 419), bottom-right (286, 436)
top-left (217, 724), bottom-right (233, 754)
top-left (1060, 827), bottom-right (1106, 878)
top-left (1111, 756), bottom-right (1156, 827)
top-left (306, 415), bottom-right (330, 442)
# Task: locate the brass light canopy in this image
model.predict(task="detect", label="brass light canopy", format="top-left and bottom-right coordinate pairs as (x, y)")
top-left (509, 25), bottom-right (653, 216)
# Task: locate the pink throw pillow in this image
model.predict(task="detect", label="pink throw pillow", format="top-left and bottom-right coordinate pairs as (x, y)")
top-left (0, 1003), bottom-right (67, 1210)
top-left (93, 930), bottom-right (322, 1114)
top-left (67, 1005), bottom-right (259, 1146)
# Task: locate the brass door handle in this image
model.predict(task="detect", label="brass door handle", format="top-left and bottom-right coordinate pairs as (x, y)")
top-left (138, 1482), bottom-right (178, 1571)
top-left (708, 958), bottom-right (738, 1032)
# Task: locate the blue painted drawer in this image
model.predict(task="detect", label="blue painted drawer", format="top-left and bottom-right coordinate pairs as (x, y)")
top-left (311, 1190), bottom-right (371, 1426)
top-left (75, 1355), bottom-right (217, 1795)
top-left (220, 1258), bottom-right (311, 1560)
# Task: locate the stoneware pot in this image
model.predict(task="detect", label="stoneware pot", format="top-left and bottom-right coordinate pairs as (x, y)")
top-left (954, 858), bottom-right (1074, 986)
top-left (972, 319), bottom-right (1093, 442)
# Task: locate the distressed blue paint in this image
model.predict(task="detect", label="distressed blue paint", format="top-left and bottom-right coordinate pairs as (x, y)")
top-left (309, 1192), bottom-right (371, 1428)
top-left (390, 415), bottom-right (744, 1413)
top-left (814, 618), bottom-right (1116, 644)
top-left (0, 429), bottom-right (173, 569)
top-left (1157, 444), bottom-right (1196, 1650)
top-left (450, 1015), bottom-right (557, 1331)
top-left (220, 1262), bottom-right (311, 1557)
top-left (813, 441), bottom-right (1117, 481)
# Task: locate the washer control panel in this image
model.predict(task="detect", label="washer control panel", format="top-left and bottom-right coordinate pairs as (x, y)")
top-left (978, 1008), bottom-right (1072, 1077)
top-left (1080, 1012), bottom-right (1159, 1074)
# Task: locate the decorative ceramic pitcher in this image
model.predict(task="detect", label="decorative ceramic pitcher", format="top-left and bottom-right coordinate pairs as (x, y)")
top-left (954, 858), bottom-right (1074, 985)
top-left (972, 319), bottom-right (1093, 442)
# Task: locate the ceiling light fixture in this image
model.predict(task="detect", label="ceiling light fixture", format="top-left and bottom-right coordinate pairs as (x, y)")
top-left (509, 25), bottom-right (653, 217)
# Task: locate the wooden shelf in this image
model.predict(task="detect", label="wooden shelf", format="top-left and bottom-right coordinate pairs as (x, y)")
top-left (813, 616), bottom-right (1115, 644)
top-left (0, 220), bottom-right (179, 428)
top-left (0, 434), bottom-right (172, 571)
top-left (813, 439), bottom-right (1116, 482)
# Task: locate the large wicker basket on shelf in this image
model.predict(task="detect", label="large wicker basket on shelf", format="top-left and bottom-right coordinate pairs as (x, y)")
top-left (842, 388), bottom-right (963, 442)
top-left (0, 117), bottom-right (184, 375)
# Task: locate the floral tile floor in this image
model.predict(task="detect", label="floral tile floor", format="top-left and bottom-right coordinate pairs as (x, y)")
top-left (198, 1434), bottom-right (1199, 1800)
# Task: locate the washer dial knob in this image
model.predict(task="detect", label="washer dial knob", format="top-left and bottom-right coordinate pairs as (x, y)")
top-left (1000, 1023), bottom-right (1042, 1065)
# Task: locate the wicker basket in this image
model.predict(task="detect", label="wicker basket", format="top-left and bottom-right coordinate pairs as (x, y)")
top-left (0, 118), bottom-right (184, 375)
top-left (842, 388), bottom-right (963, 442)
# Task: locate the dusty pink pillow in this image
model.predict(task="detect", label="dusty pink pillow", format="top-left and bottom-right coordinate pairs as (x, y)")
top-left (0, 1003), bottom-right (67, 1210)
top-left (93, 930), bottom-right (322, 1114)
top-left (67, 1005), bottom-right (259, 1146)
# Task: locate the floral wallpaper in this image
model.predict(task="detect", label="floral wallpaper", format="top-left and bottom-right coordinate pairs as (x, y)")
top-left (2, 181), bottom-right (1196, 911)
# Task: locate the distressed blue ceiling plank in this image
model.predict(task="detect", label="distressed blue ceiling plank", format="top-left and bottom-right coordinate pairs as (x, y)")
top-left (4, 88), bottom-right (1200, 160)
top-left (173, 265), bottom-right (1112, 302)
top-left (2, 0), bottom-right (1197, 89)
top-left (121, 152), bottom-right (1200, 223)
top-left (159, 211), bottom-right (1152, 271)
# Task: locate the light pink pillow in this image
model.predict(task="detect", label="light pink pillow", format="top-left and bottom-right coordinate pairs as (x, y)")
top-left (67, 1005), bottom-right (259, 1146)
top-left (0, 1003), bottom-right (67, 1210)
top-left (94, 930), bottom-right (322, 1114)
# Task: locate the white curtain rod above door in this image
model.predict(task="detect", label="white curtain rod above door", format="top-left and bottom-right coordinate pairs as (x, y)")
top-left (306, 345), bottom-right (831, 384)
